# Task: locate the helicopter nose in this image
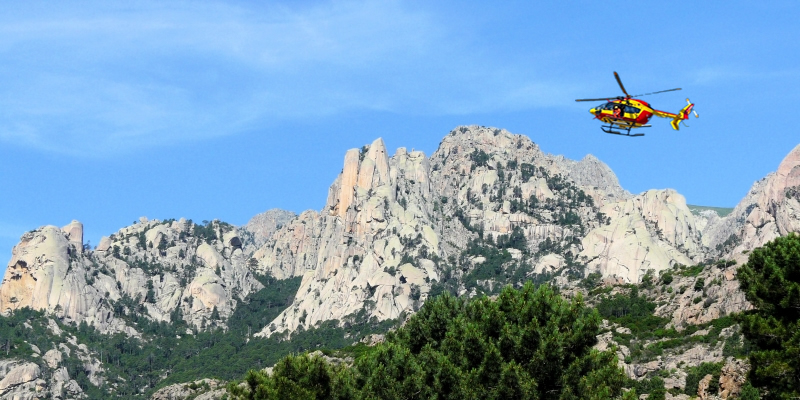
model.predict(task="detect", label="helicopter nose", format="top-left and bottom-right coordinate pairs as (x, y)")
top-left (589, 108), bottom-right (597, 114)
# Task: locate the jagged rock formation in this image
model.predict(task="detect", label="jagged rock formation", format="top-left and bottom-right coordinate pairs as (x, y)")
top-left (0, 124), bottom-right (797, 399)
top-left (250, 126), bottom-right (748, 337)
top-left (580, 189), bottom-right (705, 283)
top-left (705, 144), bottom-right (800, 264)
top-left (241, 209), bottom-right (297, 253)
top-left (0, 218), bottom-right (262, 334)
top-left (252, 138), bottom-right (440, 336)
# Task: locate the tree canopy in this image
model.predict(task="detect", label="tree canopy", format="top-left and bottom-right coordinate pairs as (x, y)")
top-left (229, 282), bottom-right (636, 400)
top-left (737, 233), bottom-right (800, 399)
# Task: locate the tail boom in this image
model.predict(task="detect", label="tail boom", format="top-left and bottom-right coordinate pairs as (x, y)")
top-left (653, 99), bottom-right (696, 130)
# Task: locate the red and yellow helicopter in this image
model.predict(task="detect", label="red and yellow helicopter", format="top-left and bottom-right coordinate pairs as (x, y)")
top-left (576, 72), bottom-right (698, 137)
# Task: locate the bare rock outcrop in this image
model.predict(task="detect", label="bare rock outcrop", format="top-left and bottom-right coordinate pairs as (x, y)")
top-left (249, 126), bottom-right (695, 335)
top-left (254, 137), bottom-right (439, 337)
top-left (0, 218), bottom-right (263, 334)
top-left (241, 209), bottom-right (297, 252)
top-left (705, 144), bottom-right (800, 264)
top-left (718, 357), bottom-right (748, 399)
top-left (697, 373), bottom-right (714, 399)
top-left (0, 360), bottom-right (49, 399)
top-left (580, 189), bottom-right (704, 283)
top-left (561, 154), bottom-right (631, 203)
top-left (150, 378), bottom-right (226, 400)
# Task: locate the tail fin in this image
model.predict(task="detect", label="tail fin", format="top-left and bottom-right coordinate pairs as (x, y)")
top-left (670, 99), bottom-right (697, 130)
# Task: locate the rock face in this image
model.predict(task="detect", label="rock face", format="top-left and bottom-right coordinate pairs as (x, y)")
top-left (253, 137), bottom-right (439, 336)
top-left (250, 126), bottom-right (741, 336)
top-left (718, 357), bottom-right (748, 399)
top-left (705, 144), bottom-right (800, 264)
top-left (247, 128), bottom-right (798, 336)
top-left (698, 373), bottom-right (714, 399)
top-left (149, 378), bottom-right (226, 400)
top-left (580, 189), bottom-right (704, 283)
top-left (0, 218), bottom-right (263, 334)
top-left (241, 209), bottom-right (297, 252)
top-left (0, 316), bottom-right (121, 399)
top-left (0, 361), bottom-right (45, 399)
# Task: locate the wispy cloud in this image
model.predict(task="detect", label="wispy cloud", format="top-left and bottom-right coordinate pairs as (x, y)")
top-left (0, 1), bottom-right (573, 157)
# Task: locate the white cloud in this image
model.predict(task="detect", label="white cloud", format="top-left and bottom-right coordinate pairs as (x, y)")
top-left (0, 1), bottom-right (572, 157)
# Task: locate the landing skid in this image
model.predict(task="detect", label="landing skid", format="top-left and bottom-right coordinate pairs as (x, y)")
top-left (601, 124), bottom-right (648, 137)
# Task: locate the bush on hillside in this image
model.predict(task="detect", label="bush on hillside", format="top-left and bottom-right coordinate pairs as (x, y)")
top-left (228, 283), bottom-right (636, 400)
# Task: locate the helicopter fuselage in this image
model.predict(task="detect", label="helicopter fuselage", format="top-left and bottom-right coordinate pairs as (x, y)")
top-left (589, 99), bottom-right (655, 128)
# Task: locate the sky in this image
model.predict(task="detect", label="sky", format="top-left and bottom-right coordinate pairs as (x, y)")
top-left (1, 1), bottom-right (799, 277)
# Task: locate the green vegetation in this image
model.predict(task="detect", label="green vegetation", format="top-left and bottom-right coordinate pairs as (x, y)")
top-left (596, 286), bottom-right (665, 335)
top-left (676, 263), bottom-right (706, 277)
top-left (628, 375), bottom-right (666, 398)
top-left (737, 233), bottom-right (800, 398)
top-left (684, 362), bottom-right (723, 396)
top-left (0, 275), bottom-right (400, 399)
top-left (686, 204), bottom-right (734, 217)
top-left (229, 283), bottom-right (636, 399)
top-left (469, 149), bottom-right (491, 168)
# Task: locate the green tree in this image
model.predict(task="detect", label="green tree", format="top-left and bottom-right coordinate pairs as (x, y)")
top-left (145, 280), bottom-right (156, 303)
top-left (737, 233), bottom-right (800, 398)
top-left (228, 283), bottom-right (633, 399)
top-left (228, 354), bottom-right (356, 400)
top-left (740, 382), bottom-right (761, 400)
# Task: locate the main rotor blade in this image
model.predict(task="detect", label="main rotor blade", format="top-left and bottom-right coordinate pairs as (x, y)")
top-left (575, 97), bottom-right (617, 102)
top-left (614, 72), bottom-right (630, 98)
top-left (631, 88), bottom-right (682, 97)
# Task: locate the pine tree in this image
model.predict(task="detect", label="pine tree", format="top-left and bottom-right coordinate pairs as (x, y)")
top-left (228, 282), bottom-right (631, 399)
top-left (737, 233), bottom-right (800, 398)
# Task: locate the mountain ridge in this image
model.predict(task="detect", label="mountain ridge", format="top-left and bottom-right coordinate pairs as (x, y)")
top-left (0, 126), bottom-right (798, 398)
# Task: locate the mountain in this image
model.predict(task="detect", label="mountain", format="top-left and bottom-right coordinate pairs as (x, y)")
top-left (0, 125), bottom-right (797, 398)
top-left (704, 144), bottom-right (800, 263)
top-left (247, 126), bottom-right (774, 336)
top-left (0, 218), bottom-right (263, 335)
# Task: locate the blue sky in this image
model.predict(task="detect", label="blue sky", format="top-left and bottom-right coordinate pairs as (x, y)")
top-left (1, 1), bottom-right (799, 276)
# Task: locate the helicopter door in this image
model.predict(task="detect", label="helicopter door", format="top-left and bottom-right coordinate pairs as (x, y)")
top-left (624, 105), bottom-right (640, 116)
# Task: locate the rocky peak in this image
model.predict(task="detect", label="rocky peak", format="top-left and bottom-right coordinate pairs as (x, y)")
top-left (242, 209), bottom-right (297, 251)
top-left (0, 218), bottom-right (262, 334)
top-left (327, 137), bottom-right (392, 218)
top-left (563, 154), bottom-right (631, 202)
top-left (252, 137), bottom-right (439, 337)
top-left (703, 143), bottom-right (800, 263)
top-left (61, 220), bottom-right (84, 254)
top-left (249, 126), bottom-right (679, 336)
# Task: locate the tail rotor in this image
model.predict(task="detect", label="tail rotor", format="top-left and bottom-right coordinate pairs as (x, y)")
top-left (687, 98), bottom-right (699, 118)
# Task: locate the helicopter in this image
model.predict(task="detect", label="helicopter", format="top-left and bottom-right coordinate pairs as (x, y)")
top-left (576, 72), bottom-right (698, 136)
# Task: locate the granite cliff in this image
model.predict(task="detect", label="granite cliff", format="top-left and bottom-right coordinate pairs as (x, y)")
top-left (0, 218), bottom-right (262, 335)
top-left (244, 126), bottom-right (798, 337)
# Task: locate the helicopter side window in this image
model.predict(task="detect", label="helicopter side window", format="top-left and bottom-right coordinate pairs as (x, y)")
top-left (625, 106), bottom-right (640, 114)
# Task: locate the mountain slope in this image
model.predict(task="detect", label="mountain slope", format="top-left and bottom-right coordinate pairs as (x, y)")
top-left (249, 126), bottom-right (764, 337)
